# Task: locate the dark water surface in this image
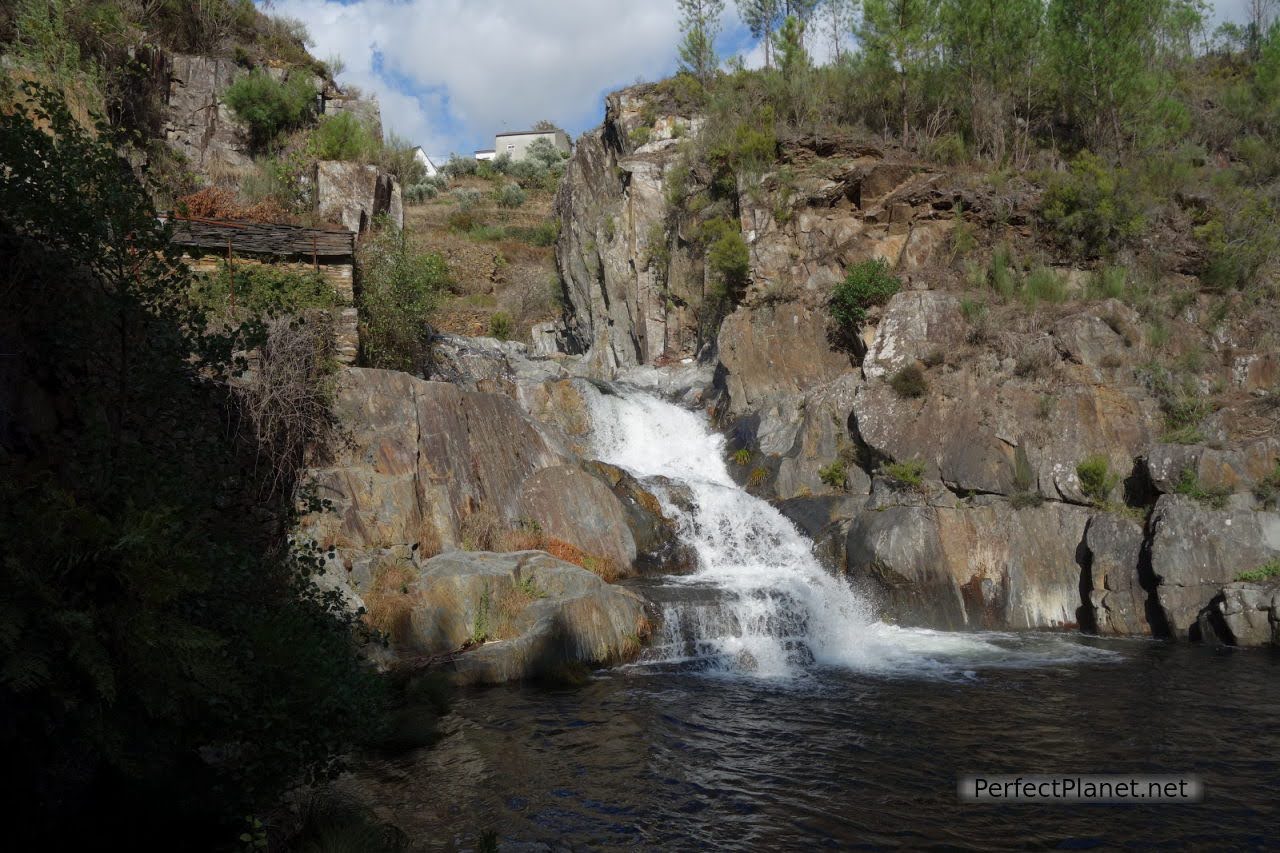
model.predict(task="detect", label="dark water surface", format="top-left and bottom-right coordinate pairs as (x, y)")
top-left (358, 639), bottom-right (1280, 850)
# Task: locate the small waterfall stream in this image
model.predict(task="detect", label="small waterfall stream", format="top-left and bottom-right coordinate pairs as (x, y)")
top-left (584, 384), bottom-right (1117, 679)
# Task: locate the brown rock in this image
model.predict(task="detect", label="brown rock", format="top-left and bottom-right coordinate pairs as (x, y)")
top-left (717, 303), bottom-right (849, 416)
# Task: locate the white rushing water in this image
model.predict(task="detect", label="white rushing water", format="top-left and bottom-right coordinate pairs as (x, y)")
top-left (585, 384), bottom-right (1117, 679)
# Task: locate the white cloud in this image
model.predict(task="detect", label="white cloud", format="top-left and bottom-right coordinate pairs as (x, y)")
top-left (269, 0), bottom-right (690, 157)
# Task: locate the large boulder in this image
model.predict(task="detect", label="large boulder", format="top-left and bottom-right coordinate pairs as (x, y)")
top-left (1143, 439), bottom-right (1280, 497)
top-left (518, 465), bottom-right (637, 574)
top-left (845, 496), bottom-right (1093, 630)
top-left (1207, 582), bottom-right (1280, 647)
top-left (582, 461), bottom-right (696, 575)
top-left (851, 362), bottom-right (1158, 502)
top-left (316, 161), bottom-right (403, 233)
top-left (861, 290), bottom-right (967, 380)
top-left (776, 494), bottom-right (866, 573)
top-left (402, 551), bottom-right (650, 685)
top-left (1148, 496), bottom-right (1280, 637)
top-left (773, 374), bottom-right (871, 499)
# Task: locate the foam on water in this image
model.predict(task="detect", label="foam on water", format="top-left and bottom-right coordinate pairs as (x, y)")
top-left (584, 385), bottom-right (1116, 679)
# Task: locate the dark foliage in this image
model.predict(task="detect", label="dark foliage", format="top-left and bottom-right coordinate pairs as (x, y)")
top-left (0, 84), bottom-right (384, 849)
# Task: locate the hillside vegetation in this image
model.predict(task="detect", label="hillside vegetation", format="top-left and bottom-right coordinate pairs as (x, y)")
top-left (575, 0), bottom-right (1280, 419)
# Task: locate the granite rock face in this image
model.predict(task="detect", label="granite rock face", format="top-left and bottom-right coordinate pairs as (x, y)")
top-left (1207, 582), bottom-right (1280, 647)
top-left (554, 86), bottom-right (706, 375)
top-left (1148, 496), bottom-right (1280, 637)
top-left (1083, 514), bottom-right (1151, 636)
top-left (845, 492), bottom-right (1094, 630)
top-left (162, 54), bottom-right (253, 174)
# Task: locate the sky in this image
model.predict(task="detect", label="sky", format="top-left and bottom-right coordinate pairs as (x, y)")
top-left (264, 0), bottom-right (1261, 161)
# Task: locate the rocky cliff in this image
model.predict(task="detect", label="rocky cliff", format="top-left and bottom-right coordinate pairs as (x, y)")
top-left (551, 84), bottom-right (1280, 646)
top-left (296, 354), bottom-right (691, 679)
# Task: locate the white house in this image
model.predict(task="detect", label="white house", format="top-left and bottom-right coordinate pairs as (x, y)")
top-left (493, 128), bottom-right (571, 161)
top-left (474, 149), bottom-right (496, 162)
top-left (411, 147), bottom-right (440, 178)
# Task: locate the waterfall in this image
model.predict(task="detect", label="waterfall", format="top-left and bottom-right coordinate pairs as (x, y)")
top-left (584, 385), bottom-right (1118, 679)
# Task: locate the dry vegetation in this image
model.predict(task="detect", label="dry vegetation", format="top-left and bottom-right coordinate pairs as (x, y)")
top-left (406, 176), bottom-right (562, 343)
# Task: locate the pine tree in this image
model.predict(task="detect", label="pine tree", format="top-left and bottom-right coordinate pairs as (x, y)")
top-left (939, 0), bottom-right (1044, 161)
top-left (679, 0), bottom-right (727, 83)
top-left (859, 0), bottom-right (942, 142)
top-left (774, 15), bottom-right (811, 78)
top-left (817, 0), bottom-right (858, 62)
top-left (1047, 0), bottom-right (1182, 149)
top-left (738, 0), bottom-right (781, 67)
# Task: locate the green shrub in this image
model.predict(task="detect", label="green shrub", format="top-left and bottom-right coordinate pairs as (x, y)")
top-left (453, 188), bottom-right (482, 210)
top-left (520, 222), bottom-right (559, 247)
top-left (703, 218), bottom-right (750, 300)
top-left (357, 220), bottom-right (450, 373)
top-left (1236, 560), bottom-right (1280, 583)
top-left (1194, 193), bottom-right (1279, 291)
top-left (884, 459), bottom-right (926, 489)
top-left (404, 181), bottom-right (439, 204)
top-left (375, 132), bottom-right (427, 185)
top-left (629, 125), bottom-right (652, 147)
top-left (308, 111), bottom-right (378, 161)
top-left (1076, 454), bottom-right (1120, 505)
top-left (442, 155), bottom-right (479, 178)
top-left (496, 182), bottom-right (526, 208)
top-left (1255, 462), bottom-right (1280, 509)
top-left (732, 448), bottom-right (753, 466)
top-left (1088, 265), bottom-right (1128, 300)
top-left (827, 259), bottom-right (901, 338)
top-left (192, 261), bottom-right (335, 314)
top-left (224, 71), bottom-right (315, 149)
top-left (989, 243), bottom-right (1020, 299)
top-left (927, 132), bottom-right (968, 165)
top-left (488, 312), bottom-right (513, 341)
top-left (1161, 397), bottom-right (1211, 444)
top-left (819, 461), bottom-right (847, 489)
top-left (1023, 266), bottom-right (1067, 306)
top-left (1039, 152), bottom-right (1145, 258)
top-left (1172, 467), bottom-right (1230, 509)
top-left (890, 365), bottom-right (928, 398)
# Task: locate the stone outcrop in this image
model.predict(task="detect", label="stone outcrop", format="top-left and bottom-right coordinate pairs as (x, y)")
top-left (544, 82), bottom-right (1280, 650)
top-left (518, 464), bottom-right (638, 572)
top-left (583, 461), bottom-right (697, 575)
top-left (1083, 514), bottom-right (1151, 636)
top-left (163, 54), bottom-right (252, 173)
top-left (1143, 439), bottom-right (1279, 497)
top-left (301, 368), bottom-right (564, 554)
top-left (316, 160), bottom-right (403, 233)
top-left (1147, 496), bottom-right (1280, 637)
top-left (399, 551), bottom-right (650, 685)
top-left (554, 86), bottom-right (705, 374)
top-left (845, 490), bottom-right (1093, 630)
top-left (1206, 581), bottom-right (1280, 647)
top-left (716, 303), bottom-right (850, 417)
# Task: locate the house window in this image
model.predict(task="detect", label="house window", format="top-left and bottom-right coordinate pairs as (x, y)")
top-left (506, 144), bottom-right (515, 152)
